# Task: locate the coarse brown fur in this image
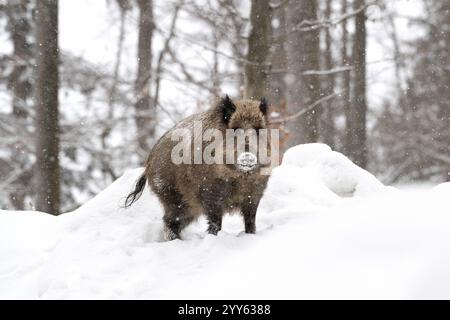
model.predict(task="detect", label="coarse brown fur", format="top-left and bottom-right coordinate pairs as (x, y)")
top-left (125, 96), bottom-right (271, 240)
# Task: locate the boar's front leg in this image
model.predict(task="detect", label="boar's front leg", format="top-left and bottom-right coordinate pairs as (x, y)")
top-left (241, 200), bottom-right (258, 234)
top-left (206, 209), bottom-right (223, 235)
top-left (199, 186), bottom-right (225, 236)
top-left (204, 201), bottom-right (224, 236)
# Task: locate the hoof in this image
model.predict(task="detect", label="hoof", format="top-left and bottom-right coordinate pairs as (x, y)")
top-left (163, 226), bottom-right (180, 241)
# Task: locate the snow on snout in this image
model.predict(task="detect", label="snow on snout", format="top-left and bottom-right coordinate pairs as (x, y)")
top-left (237, 152), bottom-right (257, 171)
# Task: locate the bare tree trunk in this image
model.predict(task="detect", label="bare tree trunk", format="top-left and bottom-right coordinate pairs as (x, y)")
top-left (320, 0), bottom-right (336, 148)
top-left (244, 0), bottom-right (271, 100)
top-left (135, 0), bottom-right (154, 155)
top-left (34, 0), bottom-right (60, 215)
top-left (386, 10), bottom-right (404, 96)
top-left (217, 0), bottom-right (246, 95)
top-left (100, 3), bottom-right (128, 181)
top-left (211, 31), bottom-right (221, 97)
top-left (269, 5), bottom-right (287, 107)
top-left (439, 0), bottom-right (450, 181)
top-left (341, 0), bottom-right (352, 154)
top-left (107, 5), bottom-right (127, 135)
top-left (153, 2), bottom-right (182, 114)
top-left (348, 0), bottom-right (368, 168)
top-left (285, 0), bottom-right (321, 146)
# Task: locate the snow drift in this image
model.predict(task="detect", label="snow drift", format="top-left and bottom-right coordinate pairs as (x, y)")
top-left (1, 143), bottom-right (449, 299)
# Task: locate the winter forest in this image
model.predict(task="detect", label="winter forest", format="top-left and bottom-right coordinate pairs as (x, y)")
top-left (1, 0), bottom-right (450, 300)
top-left (0, 0), bottom-right (449, 214)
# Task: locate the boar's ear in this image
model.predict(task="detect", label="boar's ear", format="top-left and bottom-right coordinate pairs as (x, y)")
top-left (260, 97), bottom-right (268, 116)
top-left (219, 94), bottom-right (236, 123)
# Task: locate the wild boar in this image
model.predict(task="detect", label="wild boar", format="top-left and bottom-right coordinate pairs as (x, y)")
top-left (125, 95), bottom-right (273, 240)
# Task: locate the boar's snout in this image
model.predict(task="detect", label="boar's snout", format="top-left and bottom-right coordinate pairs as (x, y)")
top-left (237, 152), bottom-right (258, 172)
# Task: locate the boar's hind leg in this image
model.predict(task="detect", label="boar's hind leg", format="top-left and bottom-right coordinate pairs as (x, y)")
top-left (160, 188), bottom-right (194, 241)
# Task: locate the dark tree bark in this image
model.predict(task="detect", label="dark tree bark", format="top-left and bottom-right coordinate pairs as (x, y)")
top-left (320, 0), bottom-right (336, 148)
top-left (135, 0), bottom-right (154, 155)
top-left (347, 0), bottom-right (368, 168)
top-left (245, 0), bottom-right (271, 100)
top-left (34, 0), bottom-right (60, 215)
top-left (285, 0), bottom-right (321, 146)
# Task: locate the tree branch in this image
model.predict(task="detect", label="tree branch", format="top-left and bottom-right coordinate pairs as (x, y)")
top-left (153, 1), bottom-right (183, 110)
top-left (269, 91), bottom-right (343, 124)
top-left (289, 0), bottom-right (379, 33)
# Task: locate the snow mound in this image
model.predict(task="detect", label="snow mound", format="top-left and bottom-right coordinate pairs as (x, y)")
top-left (431, 182), bottom-right (450, 198)
top-left (65, 168), bottom-right (164, 243)
top-left (259, 144), bottom-right (388, 218)
top-left (1, 144), bottom-right (450, 299)
top-left (282, 144), bottom-right (385, 197)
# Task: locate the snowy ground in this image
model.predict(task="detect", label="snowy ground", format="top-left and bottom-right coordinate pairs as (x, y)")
top-left (1, 144), bottom-right (449, 299)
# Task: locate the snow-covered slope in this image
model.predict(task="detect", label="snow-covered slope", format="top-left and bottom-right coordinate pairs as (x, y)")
top-left (1, 144), bottom-right (449, 299)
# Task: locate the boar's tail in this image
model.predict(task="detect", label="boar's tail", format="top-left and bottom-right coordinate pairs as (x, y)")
top-left (124, 174), bottom-right (147, 208)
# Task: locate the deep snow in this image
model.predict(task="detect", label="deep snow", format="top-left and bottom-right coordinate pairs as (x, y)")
top-left (1, 144), bottom-right (449, 299)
